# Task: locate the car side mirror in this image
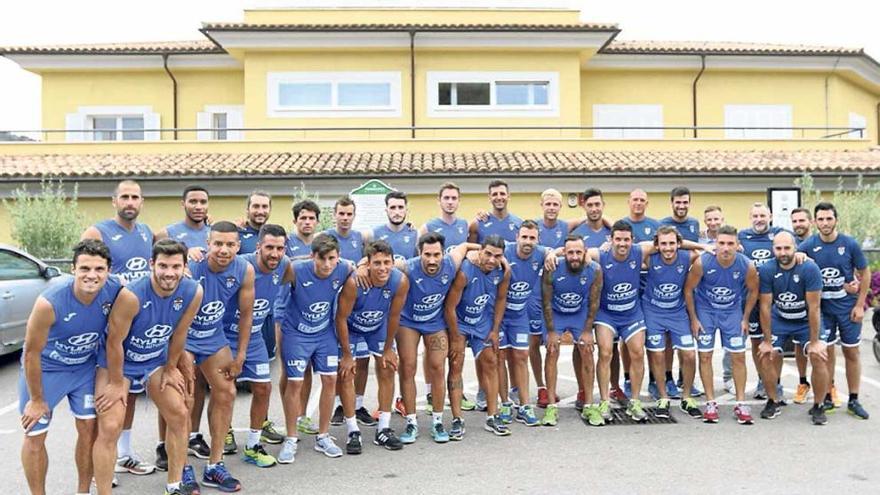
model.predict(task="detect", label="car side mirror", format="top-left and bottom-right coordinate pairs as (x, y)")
top-left (42, 266), bottom-right (62, 279)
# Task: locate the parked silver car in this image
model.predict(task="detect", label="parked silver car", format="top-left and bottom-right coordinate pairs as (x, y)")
top-left (0, 244), bottom-right (70, 356)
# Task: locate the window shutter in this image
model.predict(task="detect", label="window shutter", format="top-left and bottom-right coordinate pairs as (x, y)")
top-left (226, 108), bottom-right (244, 140)
top-left (65, 113), bottom-right (88, 142)
top-left (196, 112), bottom-right (212, 141)
top-left (143, 112), bottom-right (161, 141)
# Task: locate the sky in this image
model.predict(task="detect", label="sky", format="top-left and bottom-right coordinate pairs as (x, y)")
top-left (1, 0), bottom-right (879, 131)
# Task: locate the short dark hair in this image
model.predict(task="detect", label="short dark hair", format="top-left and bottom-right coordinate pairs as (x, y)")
top-left (311, 233), bottom-right (339, 258)
top-left (611, 220), bottom-right (633, 236)
top-left (72, 239), bottom-right (111, 267)
top-left (258, 223), bottom-right (287, 242)
top-left (152, 239), bottom-right (187, 263)
top-left (519, 219), bottom-right (539, 232)
top-left (814, 202), bottom-right (837, 220)
top-left (438, 182), bottom-right (461, 197)
top-left (670, 187), bottom-right (690, 200)
top-left (418, 232), bottom-right (445, 253)
top-left (481, 234), bottom-right (506, 250)
top-left (293, 200), bottom-right (321, 221)
top-left (113, 180), bottom-right (140, 198)
top-left (334, 196), bottom-right (356, 212)
top-left (718, 225), bottom-right (738, 237)
top-left (210, 221), bottom-right (238, 234)
top-left (564, 234), bottom-right (585, 247)
top-left (385, 191), bottom-right (407, 206)
top-left (182, 185), bottom-right (209, 201)
top-left (653, 225), bottom-right (682, 246)
top-left (365, 240), bottom-right (394, 260)
top-left (246, 190), bottom-right (272, 208)
top-left (583, 188), bottom-right (603, 201)
top-left (791, 207), bottom-right (812, 220)
top-left (488, 180), bottom-right (508, 192)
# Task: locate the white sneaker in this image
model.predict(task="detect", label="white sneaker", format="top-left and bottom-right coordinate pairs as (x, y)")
top-left (277, 438), bottom-right (298, 464)
top-left (115, 454), bottom-right (156, 475)
top-left (723, 379), bottom-right (734, 394)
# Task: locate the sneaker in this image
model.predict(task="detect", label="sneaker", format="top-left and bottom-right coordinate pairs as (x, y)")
top-left (703, 401), bottom-right (719, 423)
top-left (430, 422), bottom-right (450, 443)
top-left (723, 379), bottom-right (735, 394)
top-left (648, 381), bottom-right (660, 401)
top-left (260, 420), bottom-right (285, 445)
top-left (449, 417), bottom-right (465, 441)
top-left (654, 398), bottom-right (671, 419)
top-left (626, 399), bottom-right (647, 422)
top-left (760, 400), bottom-right (781, 420)
top-left (296, 417), bottom-right (319, 435)
top-left (848, 400), bottom-right (870, 420)
top-left (609, 387), bottom-right (628, 406)
top-left (776, 383), bottom-right (786, 405)
top-left (541, 404), bottom-right (559, 427)
top-left (830, 384), bottom-right (842, 408)
top-left (794, 383), bottom-right (811, 404)
top-left (753, 380), bottom-right (767, 400)
top-left (181, 464), bottom-right (200, 494)
top-left (346, 431), bottom-right (363, 455)
top-left (811, 404), bottom-right (829, 425)
top-left (330, 405), bottom-right (345, 426)
top-left (164, 485), bottom-right (191, 495)
top-left (277, 439), bottom-right (298, 464)
top-left (665, 379), bottom-right (682, 400)
top-left (223, 428), bottom-right (237, 455)
top-left (423, 393), bottom-right (434, 414)
top-left (155, 443), bottom-right (169, 472)
top-left (536, 387), bottom-right (550, 409)
top-left (202, 462), bottom-right (241, 493)
top-left (509, 387), bottom-right (521, 408)
top-left (394, 396), bottom-right (407, 416)
top-left (188, 434), bottom-right (211, 460)
top-left (242, 444), bottom-right (277, 468)
top-left (575, 390), bottom-right (586, 410)
top-left (581, 405), bottom-right (605, 427)
top-left (689, 385), bottom-right (704, 398)
top-left (115, 454), bottom-right (157, 475)
top-left (315, 435), bottom-right (343, 458)
top-left (400, 422), bottom-right (419, 444)
top-left (823, 397), bottom-right (836, 411)
top-left (374, 428), bottom-right (404, 450)
top-left (598, 400), bottom-right (613, 422)
top-left (460, 394), bottom-right (477, 411)
top-left (734, 404), bottom-right (754, 425)
top-left (515, 405), bottom-right (540, 426)
top-left (484, 415), bottom-right (511, 436)
top-left (680, 397), bottom-right (703, 419)
top-left (475, 389), bottom-right (488, 412)
top-left (355, 406), bottom-right (378, 426)
top-left (499, 402), bottom-right (514, 424)
top-left (623, 379), bottom-right (633, 399)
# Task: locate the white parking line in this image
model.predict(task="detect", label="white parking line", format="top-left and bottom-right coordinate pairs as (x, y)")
top-left (0, 401), bottom-right (19, 416)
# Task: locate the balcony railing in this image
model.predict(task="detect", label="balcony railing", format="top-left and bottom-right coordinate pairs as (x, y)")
top-left (0, 125), bottom-right (867, 142)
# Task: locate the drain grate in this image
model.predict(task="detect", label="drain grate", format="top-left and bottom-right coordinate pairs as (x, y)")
top-left (603, 407), bottom-right (678, 425)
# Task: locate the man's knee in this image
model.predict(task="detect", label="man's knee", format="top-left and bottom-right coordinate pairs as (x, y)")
top-left (250, 382), bottom-right (272, 399)
top-left (22, 434), bottom-right (46, 455)
top-left (320, 374), bottom-right (337, 388)
top-left (679, 351), bottom-right (696, 366)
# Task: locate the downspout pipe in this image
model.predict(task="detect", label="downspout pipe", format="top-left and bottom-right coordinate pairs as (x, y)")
top-left (409, 31), bottom-right (416, 139)
top-left (162, 54), bottom-right (179, 140)
top-left (875, 101), bottom-right (879, 144)
top-left (692, 55), bottom-right (706, 138)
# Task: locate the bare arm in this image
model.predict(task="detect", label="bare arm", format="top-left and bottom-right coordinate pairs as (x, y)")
top-left (230, 265), bottom-right (256, 376)
top-left (853, 266), bottom-right (871, 322)
top-left (169, 285), bottom-right (202, 396)
top-left (759, 293), bottom-right (773, 342)
top-left (21, 297), bottom-right (54, 432)
top-left (334, 278), bottom-right (357, 380)
top-left (445, 271), bottom-right (467, 345)
top-left (467, 219), bottom-right (479, 243)
top-left (744, 264), bottom-right (759, 334)
top-left (491, 269), bottom-right (511, 337)
top-left (95, 289), bottom-right (140, 413)
top-left (542, 269), bottom-right (555, 336)
top-left (583, 265), bottom-right (603, 336)
top-left (684, 256), bottom-right (703, 336)
top-left (448, 242), bottom-right (482, 269)
top-left (386, 275), bottom-right (409, 356)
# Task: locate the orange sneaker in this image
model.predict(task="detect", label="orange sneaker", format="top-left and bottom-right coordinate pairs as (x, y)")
top-left (794, 383), bottom-right (811, 404)
top-left (393, 396), bottom-right (406, 416)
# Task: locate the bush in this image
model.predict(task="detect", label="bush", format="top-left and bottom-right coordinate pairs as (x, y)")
top-left (795, 173), bottom-right (880, 246)
top-left (291, 182), bottom-right (334, 231)
top-left (2, 180), bottom-right (85, 259)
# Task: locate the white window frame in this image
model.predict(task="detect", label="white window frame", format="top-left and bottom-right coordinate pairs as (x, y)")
top-left (848, 112), bottom-right (867, 139)
top-left (197, 105), bottom-right (244, 141)
top-left (592, 104), bottom-right (664, 139)
top-left (427, 71), bottom-right (559, 118)
top-left (267, 71), bottom-right (401, 118)
top-left (65, 105), bottom-right (159, 142)
top-left (724, 104), bottom-right (793, 139)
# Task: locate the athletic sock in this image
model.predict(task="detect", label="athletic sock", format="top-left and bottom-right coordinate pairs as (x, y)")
top-left (355, 395), bottom-right (364, 410)
top-left (246, 429), bottom-right (260, 449)
top-left (432, 412), bottom-right (443, 425)
top-left (317, 432), bottom-right (329, 440)
top-left (648, 374), bottom-right (656, 384)
top-left (378, 411), bottom-right (391, 430)
top-left (333, 396), bottom-right (341, 408)
top-left (850, 393), bottom-right (859, 402)
top-left (117, 429), bottom-right (133, 458)
top-left (799, 376), bottom-right (809, 385)
top-left (406, 413), bottom-right (418, 426)
top-left (206, 463), bottom-right (218, 470)
top-left (156, 441), bottom-right (165, 448)
top-left (624, 372), bottom-right (630, 381)
top-left (284, 436), bottom-right (299, 444)
top-left (825, 393), bottom-right (832, 402)
top-left (345, 416), bottom-right (359, 434)
top-left (189, 432), bottom-right (199, 441)
top-left (166, 482), bottom-right (181, 492)
top-left (426, 383), bottom-right (432, 394)
top-left (665, 371), bottom-right (674, 383)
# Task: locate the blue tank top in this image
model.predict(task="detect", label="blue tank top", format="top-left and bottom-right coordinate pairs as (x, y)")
top-left (621, 217), bottom-right (661, 243)
top-left (372, 224), bottom-right (418, 262)
top-left (476, 213), bottom-right (522, 243)
top-left (237, 225), bottom-right (260, 254)
top-left (122, 276), bottom-right (199, 367)
top-left (286, 260), bottom-right (350, 335)
top-left (36, 277), bottom-right (122, 372)
top-left (286, 233), bottom-right (311, 259)
top-left (188, 256), bottom-right (248, 341)
top-left (798, 233), bottom-right (867, 314)
top-left (660, 216), bottom-right (700, 242)
top-left (94, 219), bottom-right (153, 283)
top-left (759, 259), bottom-right (823, 325)
top-left (400, 255), bottom-right (457, 331)
top-left (537, 219), bottom-right (568, 249)
top-left (643, 251), bottom-right (690, 314)
top-left (325, 228), bottom-right (364, 263)
top-left (454, 259), bottom-right (504, 336)
top-left (349, 269), bottom-right (404, 333)
top-left (224, 253), bottom-right (289, 339)
top-left (738, 226), bottom-right (785, 268)
top-left (695, 252), bottom-right (751, 311)
top-left (571, 224), bottom-right (611, 249)
top-left (549, 259), bottom-right (599, 333)
top-left (599, 245), bottom-right (643, 314)
top-left (425, 217), bottom-right (469, 253)
top-left (165, 221), bottom-right (209, 251)
top-left (503, 242), bottom-right (546, 317)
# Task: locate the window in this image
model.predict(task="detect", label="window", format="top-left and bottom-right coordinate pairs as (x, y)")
top-left (592, 104), bottom-right (664, 139)
top-left (724, 104), bottom-right (793, 139)
top-left (65, 106), bottom-right (159, 142)
top-left (427, 71), bottom-right (558, 118)
top-left (0, 250), bottom-right (40, 281)
top-left (90, 116), bottom-right (144, 141)
top-left (212, 113), bottom-right (228, 141)
top-left (849, 112), bottom-right (867, 139)
top-left (267, 72), bottom-right (401, 118)
top-left (197, 105), bottom-right (244, 141)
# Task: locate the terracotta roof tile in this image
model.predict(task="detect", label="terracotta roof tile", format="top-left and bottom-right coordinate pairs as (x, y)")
top-left (1, 150), bottom-right (878, 179)
top-left (0, 40), bottom-right (222, 55)
top-left (200, 22), bottom-right (618, 31)
top-left (603, 40), bottom-right (863, 56)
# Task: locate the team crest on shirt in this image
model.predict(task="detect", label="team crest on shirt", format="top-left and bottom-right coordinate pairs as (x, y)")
top-left (383, 288), bottom-right (392, 299)
top-left (458, 226), bottom-right (465, 235)
top-left (492, 275), bottom-right (501, 285)
top-left (404, 235), bottom-right (411, 243)
top-left (272, 273), bottom-right (280, 285)
top-left (225, 276), bottom-right (236, 288)
top-left (140, 232), bottom-right (148, 243)
top-left (532, 260), bottom-right (540, 271)
top-left (102, 302), bottom-right (112, 316)
top-left (676, 264), bottom-right (685, 273)
top-left (332, 279), bottom-right (341, 290)
top-left (580, 276), bottom-right (588, 285)
top-left (441, 274), bottom-right (450, 285)
top-left (644, 227), bottom-right (651, 235)
top-left (556, 230), bottom-right (562, 239)
top-left (838, 246), bottom-right (846, 255)
top-left (733, 271), bottom-right (741, 279)
top-left (793, 274), bottom-right (800, 283)
top-left (173, 297), bottom-right (184, 311)
top-left (352, 240), bottom-right (359, 248)
top-left (689, 225), bottom-right (695, 233)
top-left (629, 260), bottom-right (637, 270)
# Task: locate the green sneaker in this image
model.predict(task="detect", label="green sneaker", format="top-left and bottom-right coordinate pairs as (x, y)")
top-left (598, 400), bottom-right (612, 422)
top-left (541, 404), bottom-right (559, 426)
top-left (296, 417), bottom-right (319, 435)
top-left (424, 393), bottom-right (434, 415)
top-left (223, 428), bottom-right (237, 454)
top-left (581, 405), bottom-right (605, 427)
top-left (499, 403), bottom-right (513, 424)
top-left (260, 420), bottom-right (285, 444)
top-left (460, 394), bottom-right (476, 411)
top-left (626, 399), bottom-right (648, 422)
top-left (243, 444), bottom-right (277, 468)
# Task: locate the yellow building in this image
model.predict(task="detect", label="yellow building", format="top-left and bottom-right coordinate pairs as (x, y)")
top-left (1, 4), bottom-right (879, 240)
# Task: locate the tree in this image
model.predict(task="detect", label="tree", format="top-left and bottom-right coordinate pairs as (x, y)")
top-left (291, 182), bottom-right (335, 231)
top-left (795, 173), bottom-right (880, 247)
top-left (2, 180), bottom-right (86, 259)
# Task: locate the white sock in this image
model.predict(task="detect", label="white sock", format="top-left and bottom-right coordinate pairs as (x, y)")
top-left (333, 396), bottom-right (341, 408)
top-left (345, 416), bottom-right (359, 434)
top-left (284, 436), bottom-right (298, 444)
top-left (426, 383), bottom-right (433, 394)
top-left (117, 430), bottom-right (132, 458)
top-left (432, 412), bottom-right (443, 425)
top-left (406, 413), bottom-right (417, 426)
top-left (378, 411), bottom-right (391, 430)
top-left (189, 432), bottom-right (199, 441)
top-left (206, 463), bottom-right (217, 470)
top-left (246, 429), bottom-right (261, 449)
top-left (166, 482), bottom-right (181, 491)
top-left (355, 395), bottom-right (364, 410)
top-left (317, 432), bottom-right (330, 440)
